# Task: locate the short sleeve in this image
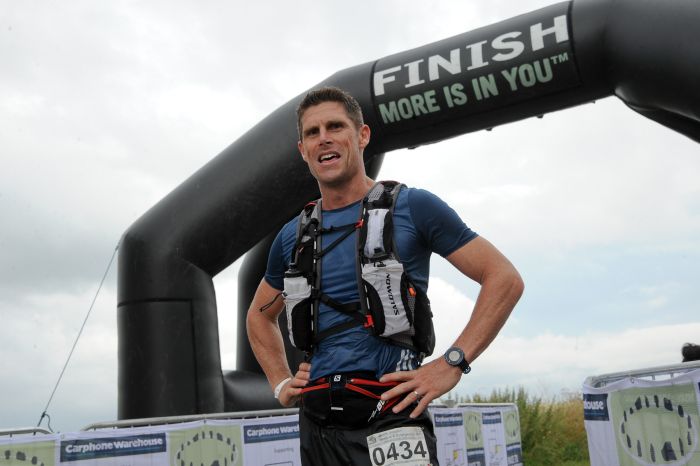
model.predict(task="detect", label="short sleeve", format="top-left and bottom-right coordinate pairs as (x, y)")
top-left (264, 223), bottom-right (293, 291)
top-left (407, 188), bottom-right (477, 257)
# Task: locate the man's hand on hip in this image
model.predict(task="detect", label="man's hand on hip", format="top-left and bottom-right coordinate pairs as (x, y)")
top-left (378, 358), bottom-right (462, 418)
top-left (278, 362), bottom-right (311, 407)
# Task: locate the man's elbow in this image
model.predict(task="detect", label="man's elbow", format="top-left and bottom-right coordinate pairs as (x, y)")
top-left (513, 271), bottom-right (525, 301)
top-left (486, 263), bottom-right (524, 304)
top-left (506, 267), bottom-right (524, 303)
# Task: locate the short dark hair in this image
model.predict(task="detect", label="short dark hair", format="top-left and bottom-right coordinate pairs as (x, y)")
top-left (296, 86), bottom-right (364, 139)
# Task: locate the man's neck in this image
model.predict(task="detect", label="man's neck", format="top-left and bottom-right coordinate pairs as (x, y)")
top-left (319, 176), bottom-right (375, 210)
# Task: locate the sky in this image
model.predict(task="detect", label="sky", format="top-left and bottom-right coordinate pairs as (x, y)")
top-left (1, 0), bottom-right (699, 433)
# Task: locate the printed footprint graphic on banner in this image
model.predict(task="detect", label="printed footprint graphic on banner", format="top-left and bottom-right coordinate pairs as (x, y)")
top-left (170, 425), bottom-right (242, 466)
top-left (1, 441), bottom-right (56, 466)
top-left (611, 384), bottom-right (699, 466)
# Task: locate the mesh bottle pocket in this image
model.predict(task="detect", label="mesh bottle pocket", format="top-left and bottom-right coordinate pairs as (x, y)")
top-left (361, 259), bottom-right (413, 338)
top-left (411, 290), bottom-right (435, 356)
top-left (283, 274), bottom-right (313, 351)
top-left (400, 275), bottom-right (417, 325)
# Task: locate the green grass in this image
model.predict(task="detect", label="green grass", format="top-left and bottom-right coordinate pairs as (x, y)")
top-left (445, 387), bottom-right (590, 466)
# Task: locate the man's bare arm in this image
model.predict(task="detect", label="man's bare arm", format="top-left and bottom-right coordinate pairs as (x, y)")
top-left (246, 278), bottom-right (310, 407)
top-left (380, 236), bottom-right (524, 416)
top-left (445, 236), bottom-right (524, 364)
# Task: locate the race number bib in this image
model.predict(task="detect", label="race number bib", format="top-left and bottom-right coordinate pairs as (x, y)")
top-left (366, 426), bottom-right (431, 466)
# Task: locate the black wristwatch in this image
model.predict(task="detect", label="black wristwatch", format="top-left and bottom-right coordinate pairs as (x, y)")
top-left (444, 346), bottom-right (472, 374)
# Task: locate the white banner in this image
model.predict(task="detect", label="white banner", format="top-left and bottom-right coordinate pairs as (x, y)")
top-left (238, 415), bottom-right (300, 466)
top-left (431, 404), bottom-right (522, 466)
top-left (2, 405), bottom-right (520, 466)
top-left (0, 432), bottom-right (60, 466)
top-left (583, 368), bottom-right (700, 466)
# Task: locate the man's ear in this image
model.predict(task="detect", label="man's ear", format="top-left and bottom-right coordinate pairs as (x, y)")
top-left (358, 124), bottom-right (371, 149)
top-left (298, 140), bottom-right (308, 163)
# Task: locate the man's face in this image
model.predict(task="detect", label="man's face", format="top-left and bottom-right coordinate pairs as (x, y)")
top-left (297, 101), bottom-right (370, 188)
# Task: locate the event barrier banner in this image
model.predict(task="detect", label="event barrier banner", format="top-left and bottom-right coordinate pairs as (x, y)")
top-left (583, 369), bottom-right (700, 466)
top-left (0, 433), bottom-right (60, 466)
top-left (431, 404), bottom-right (522, 466)
top-left (1, 406), bottom-right (520, 466)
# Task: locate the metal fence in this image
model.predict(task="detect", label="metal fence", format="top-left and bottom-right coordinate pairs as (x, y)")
top-left (584, 359), bottom-right (700, 388)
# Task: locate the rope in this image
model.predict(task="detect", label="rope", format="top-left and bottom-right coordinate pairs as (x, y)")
top-left (36, 241), bottom-right (120, 430)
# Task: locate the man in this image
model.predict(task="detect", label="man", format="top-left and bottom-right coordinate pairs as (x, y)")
top-left (247, 86), bottom-right (523, 465)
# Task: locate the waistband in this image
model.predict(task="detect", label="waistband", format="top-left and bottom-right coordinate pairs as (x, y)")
top-left (301, 372), bottom-right (398, 397)
top-left (300, 372), bottom-right (402, 427)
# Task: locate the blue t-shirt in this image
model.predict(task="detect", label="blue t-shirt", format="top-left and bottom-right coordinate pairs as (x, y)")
top-left (265, 186), bottom-right (477, 380)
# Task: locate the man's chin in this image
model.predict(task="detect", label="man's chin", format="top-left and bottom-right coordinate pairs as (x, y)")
top-left (315, 170), bottom-right (349, 187)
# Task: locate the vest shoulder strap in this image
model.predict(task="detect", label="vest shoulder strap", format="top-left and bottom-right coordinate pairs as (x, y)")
top-left (365, 181), bottom-right (403, 209)
top-left (291, 200), bottom-right (321, 266)
top-left (360, 181), bottom-right (405, 262)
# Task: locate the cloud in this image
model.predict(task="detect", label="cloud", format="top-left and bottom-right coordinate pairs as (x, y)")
top-left (453, 323), bottom-right (700, 398)
top-left (214, 261), bottom-right (242, 370)
top-left (379, 99), bottom-right (700, 254)
top-left (0, 256), bottom-right (239, 434)
top-left (0, 284), bottom-right (118, 431)
top-left (423, 277), bottom-right (478, 361)
top-left (419, 277), bottom-right (700, 398)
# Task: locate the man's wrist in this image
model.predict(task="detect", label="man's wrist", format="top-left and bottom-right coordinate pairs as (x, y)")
top-left (273, 377), bottom-right (292, 399)
top-left (443, 346), bottom-right (472, 374)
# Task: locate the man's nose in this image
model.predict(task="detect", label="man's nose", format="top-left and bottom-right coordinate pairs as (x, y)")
top-left (318, 128), bottom-right (332, 144)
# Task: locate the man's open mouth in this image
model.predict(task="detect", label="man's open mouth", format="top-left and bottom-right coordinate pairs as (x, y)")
top-left (319, 152), bottom-right (340, 163)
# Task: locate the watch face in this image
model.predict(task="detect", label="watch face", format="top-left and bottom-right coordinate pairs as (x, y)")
top-left (447, 349), bottom-right (461, 364)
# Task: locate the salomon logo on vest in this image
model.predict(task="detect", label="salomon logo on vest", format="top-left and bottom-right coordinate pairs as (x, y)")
top-left (385, 273), bottom-right (399, 315)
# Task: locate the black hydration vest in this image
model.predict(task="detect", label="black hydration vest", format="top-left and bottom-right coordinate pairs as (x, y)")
top-left (282, 181), bottom-right (436, 358)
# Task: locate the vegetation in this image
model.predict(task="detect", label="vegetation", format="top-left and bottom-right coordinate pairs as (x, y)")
top-left (442, 387), bottom-right (590, 466)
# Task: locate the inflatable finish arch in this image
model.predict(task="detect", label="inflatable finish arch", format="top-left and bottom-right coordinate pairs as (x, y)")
top-left (117, 0), bottom-right (700, 419)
